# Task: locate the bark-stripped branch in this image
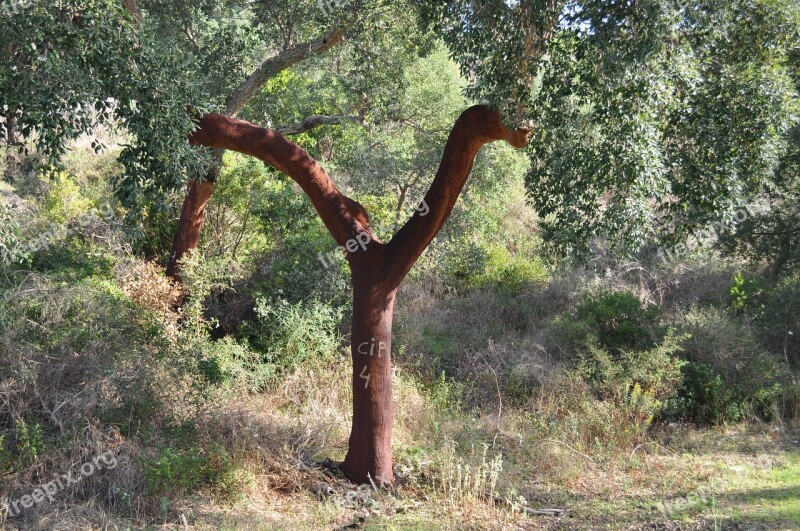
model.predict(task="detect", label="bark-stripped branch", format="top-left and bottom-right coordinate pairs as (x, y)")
top-left (188, 114), bottom-right (373, 247)
top-left (224, 26), bottom-right (345, 117)
top-left (383, 105), bottom-right (530, 284)
top-left (187, 106), bottom-right (528, 281)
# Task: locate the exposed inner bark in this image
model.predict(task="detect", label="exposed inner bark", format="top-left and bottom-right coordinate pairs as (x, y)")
top-left (343, 261), bottom-right (397, 484)
top-left (187, 105), bottom-right (529, 484)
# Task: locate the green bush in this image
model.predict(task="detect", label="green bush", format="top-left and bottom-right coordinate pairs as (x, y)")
top-left (43, 171), bottom-right (94, 223)
top-left (577, 330), bottom-right (686, 403)
top-left (556, 290), bottom-right (663, 355)
top-left (729, 272), bottom-right (767, 315)
top-left (144, 444), bottom-right (243, 501)
top-left (669, 306), bottom-right (795, 423)
top-left (751, 275), bottom-right (800, 372)
top-left (662, 362), bottom-right (739, 424)
top-left (442, 241), bottom-right (549, 293)
top-left (192, 336), bottom-right (276, 393)
top-left (0, 201), bottom-right (30, 265)
top-left (663, 362), bottom-right (793, 424)
top-left (242, 297), bottom-right (343, 379)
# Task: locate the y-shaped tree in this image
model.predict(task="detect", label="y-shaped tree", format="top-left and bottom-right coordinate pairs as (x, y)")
top-left (188, 106), bottom-right (530, 484)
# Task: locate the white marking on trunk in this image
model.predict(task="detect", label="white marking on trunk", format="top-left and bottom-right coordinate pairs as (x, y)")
top-left (359, 365), bottom-right (370, 388)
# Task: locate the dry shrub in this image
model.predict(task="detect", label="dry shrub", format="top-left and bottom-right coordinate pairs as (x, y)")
top-left (114, 258), bottom-right (182, 333)
top-left (0, 272), bottom-right (224, 526)
top-left (202, 394), bottom-right (344, 495)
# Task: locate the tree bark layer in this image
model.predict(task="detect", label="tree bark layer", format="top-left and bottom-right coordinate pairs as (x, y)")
top-left (342, 264), bottom-right (397, 485)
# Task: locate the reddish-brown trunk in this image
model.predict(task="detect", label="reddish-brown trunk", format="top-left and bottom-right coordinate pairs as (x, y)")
top-left (166, 178), bottom-right (215, 280)
top-left (342, 261), bottom-right (397, 485)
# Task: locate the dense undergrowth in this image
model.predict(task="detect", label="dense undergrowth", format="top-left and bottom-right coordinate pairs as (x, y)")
top-left (0, 134), bottom-right (798, 529)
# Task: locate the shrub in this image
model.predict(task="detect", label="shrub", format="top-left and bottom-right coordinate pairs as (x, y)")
top-left (242, 297), bottom-right (344, 379)
top-left (662, 362), bottom-right (738, 424)
top-left (669, 306), bottom-right (795, 423)
top-left (43, 171), bottom-right (94, 223)
top-left (577, 331), bottom-right (686, 403)
top-left (144, 444), bottom-right (243, 502)
top-left (751, 274), bottom-right (800, 372)
top-left (729, 271), bottom-right (767, 315)
top-left (555, 290), bottom-right (663, 355)
top-left (442, 241), bottom-right (549, 293)
top-left (0, 201), bottom-right (30, 265)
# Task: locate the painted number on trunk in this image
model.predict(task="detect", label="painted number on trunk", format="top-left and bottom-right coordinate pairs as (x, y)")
top-left (359, 365), bottom-right (370, 388)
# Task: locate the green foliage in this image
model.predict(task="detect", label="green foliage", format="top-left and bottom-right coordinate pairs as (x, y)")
top-left (555, 331), bottom-right (686, 451)
top-left (43, 171), bottom-right (94, 223)
top-left (27, 240), bottom-right (116, 284)
top-left (566, 291), bottom-right (663, 353)
top-left (428, 371), bottom-right (464, 413)
top-left (202, 153), bottom-right (271, 263)
top-left (665, 306), bottom-right (796, 423)
top-left (251, 173), bottom-right (350, 304)
top-left (577, 331), bottom-right (686, 403)
top-left (243, 297), bottom-right (343, 379)
top-left (663, 362), bottom-right (743, 424)
top-left (0, 201), bottom-right (29, 265)
top-left (178, 250), bottom-right (240, 337)
top-left (14, 418), bottom-right (45, 466)
top-left (752, 275), bottom-right (800, 373)
top-left (423, 0), bottom-right (800, 258)
top-left (729, 272), bottom-right (766, 314)
top-left (443, 241), bottom-right (549, 294)
top-left (144, 444), bottom-right (243, 501)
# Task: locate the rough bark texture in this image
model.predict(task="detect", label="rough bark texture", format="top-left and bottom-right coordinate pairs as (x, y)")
top-left (187, 105), bottom-right (529, 484)
top-left (344, 263), bottom-right (397, 484)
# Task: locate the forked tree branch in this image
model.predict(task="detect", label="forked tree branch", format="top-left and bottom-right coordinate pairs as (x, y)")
top-left (188, 106), bottom-right (528, 276)
top-left (383, 106), bottom-right (530, 284)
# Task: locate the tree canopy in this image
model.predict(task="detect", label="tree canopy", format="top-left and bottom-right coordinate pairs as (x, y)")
top-left (2, 0), bottom-right (799, 258)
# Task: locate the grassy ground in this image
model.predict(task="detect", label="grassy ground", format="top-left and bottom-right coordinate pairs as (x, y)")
top-left (4, 357), bottom-right (795, 530)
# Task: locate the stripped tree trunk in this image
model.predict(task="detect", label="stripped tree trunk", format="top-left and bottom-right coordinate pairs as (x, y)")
top-left (165, 152), bottom-right (221, 280)
top-left (344, 264), bottom-right (398, 484)
top-left (187, 106), bottom-right (530, 484)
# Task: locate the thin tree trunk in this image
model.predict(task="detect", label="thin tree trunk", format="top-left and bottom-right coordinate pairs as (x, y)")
top-left (342, 262), bottom-right (398, 485)
top-left (166, 174), bottom-right (216, 280)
